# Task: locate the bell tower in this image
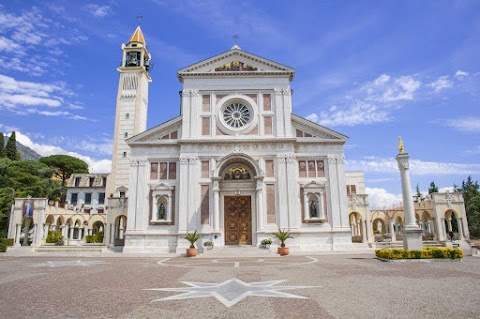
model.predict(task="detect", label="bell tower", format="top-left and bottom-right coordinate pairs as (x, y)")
top-left (106, 26), bottom-right (152, 199)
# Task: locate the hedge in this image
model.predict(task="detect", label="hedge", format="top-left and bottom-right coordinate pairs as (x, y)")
top-left (46, 230), bottom-right (63, 244)
top-left (0, 238), bottom-right (14, 246)
top-left (376, 248), bottom-right (463, 260)
top-left (0, 243), bottom-right (7, 253)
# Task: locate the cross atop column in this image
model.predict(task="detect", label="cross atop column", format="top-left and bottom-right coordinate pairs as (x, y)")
top-left (137, 15), bottom-right (143, 25)
top-left (233, 34), bottom-right (239, 45)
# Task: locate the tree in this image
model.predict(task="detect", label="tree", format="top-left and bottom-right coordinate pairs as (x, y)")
top-left (0, 132), bottom-right (5, 158)
top-left (39, 155), bottom-right (89, 187)
top-left (428, 181), bottom-right (439, 194)
top-left (460, 176), bottom-right (480, 238)
top-left (415, 184), bottom-right (423, 200)
top-left (0, 159), bottom-right (61, 237)
top-left (5, 131), bottom-right (19, 161)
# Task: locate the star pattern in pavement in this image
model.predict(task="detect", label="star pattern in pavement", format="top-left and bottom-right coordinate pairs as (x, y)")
top-left (32, 260), bottom-right (105, 268)
top-left (145, 279), bottom-right (319, 307)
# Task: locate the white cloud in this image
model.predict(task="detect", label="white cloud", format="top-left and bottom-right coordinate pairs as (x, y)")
top-left (443, 117), bottom-right (480, 134)
top-left (428, 75), bottom-right (453, 94)
top-left (85, 4), bottom-right (112, 18)
top-left (362, 74), bottom-right (421, 102)
top-left (307, 73), bottom-right (421, 127)
top-left (454, 70), bottom-right (469, 79)
top-left (365, 187), bottom-right (403, 209)
top-left (15, 131), bottom-right (111, 173)
top-left (347, 157), bottom-right (480, 176)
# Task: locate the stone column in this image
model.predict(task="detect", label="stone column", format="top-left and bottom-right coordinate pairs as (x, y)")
top-left (110, 224), bottom-right (115, 244)
top-left (389, 219), bottom-right (396, 242)
top-left (177, 156), bottom-right (189, 233)
top-left (212, 178), bottom-right (220, 233)
top-left (44, 224), bottom-right (49, 239)
top-left (396, 150), bottom-right (423, 250)
top-left (69, 226), bottom-right (74, 240)
top-left (446, 218), bottom-right (452, 232)
top-left (15, 224), bottom-right (21, 246)
top-left (255, 178), bottom-right (264, 230)
top-left (276, 155), bottom-right (288, 228)
top-left (285, 154), bottom-right (298, 228)
top-left (362, 221), bottom-right (367, 243)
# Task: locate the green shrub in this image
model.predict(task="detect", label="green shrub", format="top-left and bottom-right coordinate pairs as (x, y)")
top-left (376, 248), bottom-right (463, 260)
top-left (85, 235), bottom-right (95, 243)
top-left (46, 230), bottom-right (63, 244)
top-left (94, 231), bottom-right (104, 243)
top-left (0, 242), bottom-right (7, 253)
top-left (0, 238), bottom-right (14, 246)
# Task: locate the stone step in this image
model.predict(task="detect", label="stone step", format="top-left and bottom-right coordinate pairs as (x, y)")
top-left (200, 246), bottom-right (276, 258)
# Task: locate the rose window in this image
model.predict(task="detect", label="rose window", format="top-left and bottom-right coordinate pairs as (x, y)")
top-left (223, 103), bottom-right (251, 128)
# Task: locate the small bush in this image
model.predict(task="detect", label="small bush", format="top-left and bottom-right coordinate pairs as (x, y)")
top-left (0, 242), bottom-right (7, 253)
top-left (85, 235), bottom-right (95, 243)
top-left (94, 231), bottom-right (104, 243)
top-left (376, 248), bottom-right (463, 260)
top-left (0, 238), bottom-right (14, 246)
top-left (46, 230), bottom-right (63, 244)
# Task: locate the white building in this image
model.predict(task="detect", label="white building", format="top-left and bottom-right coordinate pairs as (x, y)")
top-left (109, 27), bottom-right (359, 254)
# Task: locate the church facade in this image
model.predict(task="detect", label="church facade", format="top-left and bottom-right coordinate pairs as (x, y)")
top-left (108, 27), bottom-right (358, 253)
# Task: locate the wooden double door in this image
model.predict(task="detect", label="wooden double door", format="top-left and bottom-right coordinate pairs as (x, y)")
top-left (224, 196), bottom-right (252, 245)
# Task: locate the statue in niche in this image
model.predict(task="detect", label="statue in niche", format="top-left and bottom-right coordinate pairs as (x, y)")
top-left (158, 203), bottom-right (166, 220)
top-left (310, 201), bottom-right (318, 218)
top-left (377, 220), bottom-right (383, 233)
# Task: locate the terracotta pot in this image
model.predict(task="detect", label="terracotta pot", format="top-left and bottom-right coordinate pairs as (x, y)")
top-left (278, 247), bottom-right (289, 256)
top-left (186, 248), bottom-right (198, 257)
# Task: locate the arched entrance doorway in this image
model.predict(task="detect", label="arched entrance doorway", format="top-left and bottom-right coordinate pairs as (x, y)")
top-left (216, 154), bottom-right (262, 246)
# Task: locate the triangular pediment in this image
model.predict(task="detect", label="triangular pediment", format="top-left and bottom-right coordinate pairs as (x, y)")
top-left (178, 48), bottom-right (295, 82)
top-left (127, 116), bottom-right (182, 145)
top-left (292, 114), bottom-right (348, 142)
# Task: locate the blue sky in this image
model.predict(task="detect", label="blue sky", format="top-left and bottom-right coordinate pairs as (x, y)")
top-left (1, 0), bottom-right (479, 208)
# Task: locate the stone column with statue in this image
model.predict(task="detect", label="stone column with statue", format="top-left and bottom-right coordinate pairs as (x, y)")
top-left (396, 137), bottom-right (423, 250)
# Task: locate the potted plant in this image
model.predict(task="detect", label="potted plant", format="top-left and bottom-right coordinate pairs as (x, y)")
top-left (273, 228), bottom-right (292, 256)
top-left (185, 231), bottom-right (201, 257)
top-left (261, 238), bottom-right (273, 249)
top-left (203, 240), bottom-right (214, 250)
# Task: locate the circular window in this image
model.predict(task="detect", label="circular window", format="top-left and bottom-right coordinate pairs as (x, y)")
top-left (223, 102), bottom-right (251, 128)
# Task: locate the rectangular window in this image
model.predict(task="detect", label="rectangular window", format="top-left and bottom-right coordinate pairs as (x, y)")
top-left (89, 177), bottom-right (95, 187)
top-left (85, 193), bottom-right (92, 204)
top-left (98, 192), bottom-right (105, 204)
top-left (102, 177), bottom-right (107, 186)
top-left (169, 162), bottom-right (176, 179)
top-left (160, 162), bottom-right (168, 179)
top-left (346, 185), bottom-right (357, 195)
top-left (308, 161), bottom-right (316, 176)
top-left (74, 177), bottom-right (81, 187)
top-left (263, 94), bottom-right (271, 111)
top-left (316, 160), bottom-right (325, 177)
top-left (201, 161), bottom-right (210, 178)
top-left (124, 132), bottom-right (128, 138)
top-left (97, 208), bottom-right (104, 214)
top-left (264, 117), bottom-right (272, 135)
top-left (150, 163), bottom-right (158, 179)
top-left (169, 162), bottom-right (177, 179)
top-left (71, 193), bottom-right (78, 205)
top-left (202, 95), bottom-right (210, 112)
top-left (150, 161), bottom-right (177, 180)
top-left (298, 161), bottom-right (307, 178)
top-left (265, 160), bottom-right (274, 177)
top-left (202, 117), bottom-right (210, 136)
top-left (201, 185), bottom-right (209, 225)
top-left (266, 184), bottom-right (276, 223)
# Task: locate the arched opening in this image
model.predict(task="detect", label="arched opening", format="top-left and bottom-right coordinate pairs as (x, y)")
top-left (217, 154), bottom-right (260, 246)
top-left (349, 212), bottom-right (363, 243)
top-left (373, 218), bottom-right (386, 235)
top-left (445, 210), bottom-right (460, 240)
top-left (92, 221), bottom-right (104, 235)
top-left (114, 215), bottom-right (127, 246)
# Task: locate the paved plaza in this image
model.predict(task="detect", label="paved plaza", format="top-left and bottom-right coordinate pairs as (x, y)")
top-left (0, 253), bottom-right (479, 319)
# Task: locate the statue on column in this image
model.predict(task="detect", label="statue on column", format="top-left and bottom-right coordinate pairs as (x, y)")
top-left (398, 136), bottom-right (405, 154)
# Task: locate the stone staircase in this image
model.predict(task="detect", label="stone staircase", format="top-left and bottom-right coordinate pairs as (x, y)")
top-left (200, 245), bottom-right (276, 258)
